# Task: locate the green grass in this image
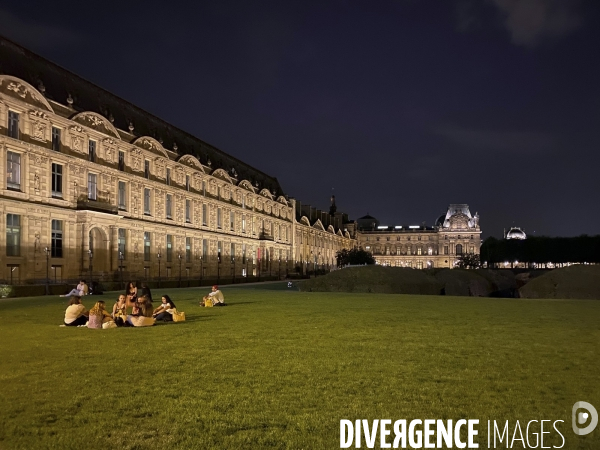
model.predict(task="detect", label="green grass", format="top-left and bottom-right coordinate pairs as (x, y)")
top-left (1, 285), bottom-right (599, 449)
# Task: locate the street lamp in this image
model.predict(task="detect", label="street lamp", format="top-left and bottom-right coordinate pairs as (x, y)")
top-left (118, 251), bottom-right (124, 289)
top-left (88, 249), bottom-right (93, 288)
top-left (232, 255), bottom-right (236, 284)
top-left (199, 255), bottom-right (203, 287)
top-left (157, 252), bottom-right (162, 288)
top-left (44, 247), bottom-right (50, 295)
top-left (178, 253), bottom-right (182, 288)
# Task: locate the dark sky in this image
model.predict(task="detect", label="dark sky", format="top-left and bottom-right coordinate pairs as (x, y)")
top-left (2, 0), bottom-right (599, 238)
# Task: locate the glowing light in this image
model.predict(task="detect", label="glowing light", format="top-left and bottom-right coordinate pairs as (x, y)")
top-left (395, 226), bottom-right (402, 229)
top-left (409, 225), bottom-right (419, 229)
top-left (377, 226), bottom-right (388, 229)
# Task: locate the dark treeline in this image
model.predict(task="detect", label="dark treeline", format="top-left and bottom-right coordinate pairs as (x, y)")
top-left (481, 235), bottom-right (600, 265)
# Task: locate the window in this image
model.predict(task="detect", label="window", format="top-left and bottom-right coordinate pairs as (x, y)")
top-left (456, 244), bottom-right (463, 255)
top-left (469, 246), bottom-right (475, 254)
top-left (186, 237), bottom-right (191, 263)
top-left (231, 243), bottom-right (235, 263)
top-left (428, 247), bottom-right (433, 256)
top-left (118, 228), bottom-right (126, 259)
top-left (202, 181), bottom-right (206, 196)
top-left (118, 151), bottom-right (125, 171)
top-left (8, 111), bottom-right (19, 139)
top-left (144, 232), bottom-right (151, 261)
top-left (217, 208), bottom-right (222, 229)
top-left (166, 194), bottom-right (172, 219)
top-left (52, 127), bottom-right (61, 152)
top-left (242, 244), bottom-right (246, 263)
top-left (202, 204), bottom-right (207, 226)
top-left (185, 199), bottom-right (191, 223)
top-left (87, 173), bottom-right (97, 200)
top-left (144, 188), bottom-right (151, 215)
top-left (166, 235), bottom-right (173, 262)
top-left (242, 215), bottom-right (246, 233)
top-left (6, 214), bottom-right (20, 256)
top-left (230, 211), bottom-right (235, 231)
top-left (144, 160), bottom-right (150, 179)
top-left (217, 241), bottom-right (222, 263)
top-left (88, 140), bottom-right (96, 162)
top-left (270, 222), bottom-right (274, 237)
top-left (242, 195), bottom-right (246, 209)
top-left (202, 239), bottom-right (208, 260)
top-left (6, 151), bottom-right (21, 190)
top-left (186, 175), bottom-right (190, 191)
top-left (51, 163), bottom-right (63, 198)
top-left (51, 220), bottom-right (63, 258)
top-left (444, 246), bottom-right (449, 255)
top-left (118, 181), bottom-right (126, 210)
top-left (166, 168), bottom-right (171, 186)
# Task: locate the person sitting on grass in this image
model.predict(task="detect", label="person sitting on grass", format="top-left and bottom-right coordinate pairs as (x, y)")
top-left (87, 301), bottom-right (113, 329)
top-left (112, 294), bottom-right (127, 326)
top-left (63, 296), bottom-right (88, 326)
top-left (153, 295), bottom-right (177, 322)
top-left (60, 280), bottom-right (88, 297)
top-left (126, 295), bottom-right (155, 327)
top-left (200, 285), bottom-right (225, 307)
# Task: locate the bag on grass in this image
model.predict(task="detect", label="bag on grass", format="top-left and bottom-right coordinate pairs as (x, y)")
top-left (102, 321), bottom-right (117, 329)
top-left (173, 311), bottom-right (186, 322)
top-left (204, 298), bottom-right (214, 308)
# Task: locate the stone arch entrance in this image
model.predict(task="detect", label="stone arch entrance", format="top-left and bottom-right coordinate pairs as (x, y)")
top-left (88, 227), bottom-right (110, 277)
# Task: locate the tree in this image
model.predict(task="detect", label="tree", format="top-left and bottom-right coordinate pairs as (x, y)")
top-left (336, 248), bottom-right (375, 266)
top-left (456, 253), bottom-right (481, 269)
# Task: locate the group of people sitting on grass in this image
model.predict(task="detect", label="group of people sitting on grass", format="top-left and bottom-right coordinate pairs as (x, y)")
top-left (62, 281), bottom-right (225, 328)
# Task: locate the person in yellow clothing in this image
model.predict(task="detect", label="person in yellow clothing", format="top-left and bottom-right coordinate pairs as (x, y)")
top-left (200, 285), bottom-right (225, 307)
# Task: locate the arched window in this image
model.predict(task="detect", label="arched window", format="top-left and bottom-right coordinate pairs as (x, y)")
top-left (456, 244), bottom-right (463, 254)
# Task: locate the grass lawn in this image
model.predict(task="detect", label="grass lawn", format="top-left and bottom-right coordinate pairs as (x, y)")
top-left (0, 284), bottom-right (599, 449)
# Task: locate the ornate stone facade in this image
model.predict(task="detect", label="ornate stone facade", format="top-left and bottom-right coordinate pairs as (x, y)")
top-left (0, 39), bottom-right (355, 284)
top-left (356, 205), bottom-right (482, 268)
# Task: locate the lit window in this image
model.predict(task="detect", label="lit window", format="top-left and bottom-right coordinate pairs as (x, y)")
top-left (118, 181), bottom-right (127, 210)
top-left (88, 140), bottom-right (96, 162)
top-left (8, 111), bottom-right (20, 139)
top-left (6, 214), bottom-right (21, 256)
top-left (88, 173), bottom-right (97, 200)
top-left (51, 163), bottom-right (63, 198)
top-left (51, 220), bottom-right (63, 258)
top-left (51, 127), bottom-right (61, 152)
top-left (6, 151), bottom-right (21, 190)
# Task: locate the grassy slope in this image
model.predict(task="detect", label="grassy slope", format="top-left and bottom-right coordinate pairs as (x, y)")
top-left (0, 286), bottom-right (599, 449)
top-left (298, 266), bottom-right (443, 294)
top-left (520, 265), bottom-right (600, 299)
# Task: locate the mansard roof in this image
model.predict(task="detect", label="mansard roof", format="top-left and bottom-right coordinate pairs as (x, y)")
top-left (0, 35), bottom-right (283, 195)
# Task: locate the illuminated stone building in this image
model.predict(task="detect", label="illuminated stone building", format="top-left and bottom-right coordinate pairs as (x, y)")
top-left (0, 36), bottom-right (354, 285)
top-left (356, 204), bottom-right (482, 269)
top-left (0, 36), bottom-right (478, 285)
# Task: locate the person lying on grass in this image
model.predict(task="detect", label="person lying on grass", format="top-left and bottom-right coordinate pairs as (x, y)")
top-left (60, 279), bottom-right (88, 297)
top-left (125, 295), bottom-right (155, 327)
top-left (112, 295), bottom-right (127, 326)
top-left (87, 301), bottom-right (113, 329)
top-left (64, 296), bottom-right (88, 326)
top-left (200, 285), bottom-right (225, 307)
top-left (153, 295), bottom-right (177, 322)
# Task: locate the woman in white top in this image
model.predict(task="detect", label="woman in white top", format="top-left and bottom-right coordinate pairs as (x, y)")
top-left (153, 295), bottom-right (176, 322)
top-left (64, 296), bottom-right (88, 326)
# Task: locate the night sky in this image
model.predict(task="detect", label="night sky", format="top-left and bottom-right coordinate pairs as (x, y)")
top-left (2, 0), bottom-right (599, 238)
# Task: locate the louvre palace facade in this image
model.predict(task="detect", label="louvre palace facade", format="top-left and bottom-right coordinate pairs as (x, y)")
top-left (0, 36), bottom-right (480, 286)
top-left (356, 205), bottom-right (481, 269)
top-left (0, 36), bottom-right (355, 285)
